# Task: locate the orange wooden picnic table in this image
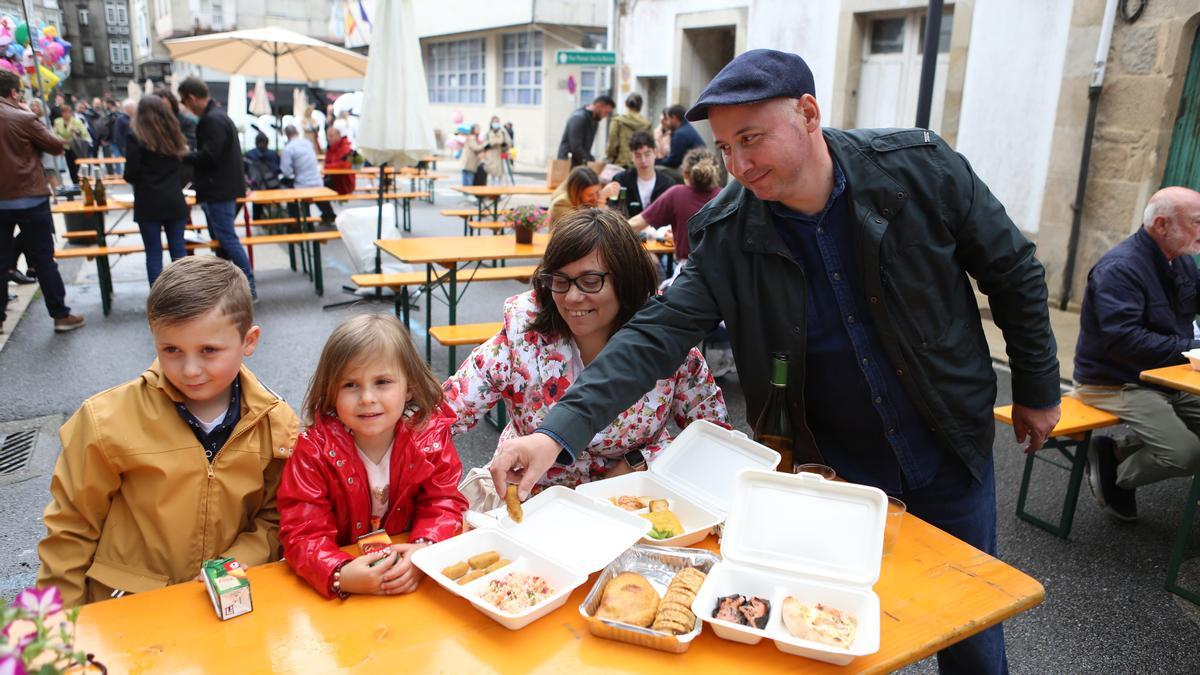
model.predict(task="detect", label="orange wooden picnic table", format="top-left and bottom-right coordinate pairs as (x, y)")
top-left (73, 156), bottom-right (125, 165)
top-left (453, 184), bottom-right (555, 220)
top-left (73, 515), bottom-right (1041, 673)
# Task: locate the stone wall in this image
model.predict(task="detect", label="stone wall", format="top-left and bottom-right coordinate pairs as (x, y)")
top-left (1037, 0), bottom-right (1200, 309)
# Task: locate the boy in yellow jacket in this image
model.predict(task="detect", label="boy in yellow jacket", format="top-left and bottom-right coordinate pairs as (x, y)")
top-left (37, 257), bottom-right (299, 607)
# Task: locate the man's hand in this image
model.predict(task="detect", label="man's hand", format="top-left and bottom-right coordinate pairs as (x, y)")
top-left (1011, 403), bottom-right (1061, 454)
top-left (489, 433), bottom-right (562, 500)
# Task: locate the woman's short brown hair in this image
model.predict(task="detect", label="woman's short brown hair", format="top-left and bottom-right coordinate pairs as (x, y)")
top-left (302, 313), bottom-right (443, 428)
top-left (528, 208), bottom-right (658, 340)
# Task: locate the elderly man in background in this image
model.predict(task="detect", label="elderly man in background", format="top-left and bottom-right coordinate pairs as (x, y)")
top-left (0, 71), bottom-right (85, 334)
top-left (1074, 186), bottom-right (1200, 522)
top-left (322, 126), bottom-right (356, 197)
top-left (281, 125), bottom-right (336, 224)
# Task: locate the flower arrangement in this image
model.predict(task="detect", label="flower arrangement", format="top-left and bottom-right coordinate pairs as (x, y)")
top-left (507, 205), bottom-right (548, 232)
top-left (1, 587), bottom-right (100, 674)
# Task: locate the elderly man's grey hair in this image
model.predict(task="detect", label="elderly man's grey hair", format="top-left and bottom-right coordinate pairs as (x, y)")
top-left (1144, 191), bottom-right (1178, 227)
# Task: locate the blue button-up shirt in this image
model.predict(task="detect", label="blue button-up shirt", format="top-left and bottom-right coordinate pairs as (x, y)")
top-left (173, 376), bottom-right (243, 462)
top-left (769, 160), bottom-right (946, 493)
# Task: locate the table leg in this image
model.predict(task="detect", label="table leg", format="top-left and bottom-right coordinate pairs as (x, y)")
top-left (312, 240), bottom-right (324, 296)
top-left (1165, 472), bottom-right (1200, 605)
top-left (1015, 433), bottom-right (1088, 539)
top-left (448, 265), bottom-right (458, 373)
top-left (424, 264), bottom-right (433, 362)
top-left (96, 254), bottom-right (113, 316)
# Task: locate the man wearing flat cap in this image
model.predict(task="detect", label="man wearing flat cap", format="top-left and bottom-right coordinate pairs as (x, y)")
top-left (491, 49), bottom-right (1059, 674)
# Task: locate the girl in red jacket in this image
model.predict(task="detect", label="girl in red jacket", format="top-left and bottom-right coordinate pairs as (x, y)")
top-left (278, 313), bottom-right (468, 598)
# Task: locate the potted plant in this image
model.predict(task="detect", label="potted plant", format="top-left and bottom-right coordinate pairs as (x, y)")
top-left (508, 205), bottom-right (547, 244)
top-left (1, 586), bottom-right (105, 673)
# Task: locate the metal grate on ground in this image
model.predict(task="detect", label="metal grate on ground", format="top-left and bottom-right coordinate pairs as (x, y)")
top-left (0, 429), bottom-right (37, 475)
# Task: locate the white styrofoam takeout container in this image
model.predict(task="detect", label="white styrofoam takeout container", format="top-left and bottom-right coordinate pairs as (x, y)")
top-left (411, 486), bottom-right (650, 630)
top-left (577, 420), bottom-right (780, 546)
top-left (691, 470), bottom-right (887, 666)
top-left (1182, 349), bottom-right (1200, 371)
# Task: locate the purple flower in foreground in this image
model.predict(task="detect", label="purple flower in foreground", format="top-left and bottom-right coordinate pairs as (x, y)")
top-left (0, 655), bottom-right (27, 675)
top-left (12, 586), bottom-right (62, 617)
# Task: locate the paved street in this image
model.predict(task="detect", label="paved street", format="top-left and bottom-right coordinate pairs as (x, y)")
top-left (0, 181), bottom-right (1198, 672)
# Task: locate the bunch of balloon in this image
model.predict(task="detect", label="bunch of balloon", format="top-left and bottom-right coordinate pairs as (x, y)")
top-left (33, 24), bottom-right (71, 97)
top-left (0, 16), bottom-right (23, 77)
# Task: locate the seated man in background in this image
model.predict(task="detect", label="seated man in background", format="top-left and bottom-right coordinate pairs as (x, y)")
top-left (655, 104), bottom-right (705, 175)
top-left (608, 131), bottom-right (675, 218)
top-left (280, 124), bottom-right (336, 225)
top-left (322, 126), bottom-right (356, 197)
top-left (1074, 186), bottom-right (1200, 522)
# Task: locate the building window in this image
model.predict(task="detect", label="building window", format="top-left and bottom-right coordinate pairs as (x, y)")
top-left (425, 38), bottom-right (485, 104)
top-left (105, 0), bottom-right (118, 25)
top-left (78, 7), bottom-right (89, 26)
top-left (578, 31), bottom-right (610, 103)
top-left (83, 45), bottom-right (95, 64)
top-left (501, 30), bottom-right (542, 106)
top-left (109, 38), bottom-right (133, 73)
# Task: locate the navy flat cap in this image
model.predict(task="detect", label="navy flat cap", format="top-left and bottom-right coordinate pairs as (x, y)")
top-left (685, 49), bottom-right (816, 121)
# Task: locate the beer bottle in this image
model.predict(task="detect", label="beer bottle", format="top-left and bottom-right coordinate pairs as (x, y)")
top-left (80, 176), bottom-right (94, 207)
top-left (93, 177), bottom-right (107, 207)
top-left (754, 352), bottom-right (795, 472)
top-left (617, 186), bottom-right (630, 218)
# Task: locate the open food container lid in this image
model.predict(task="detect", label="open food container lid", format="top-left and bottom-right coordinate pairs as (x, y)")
top-left (721, 470), bottom-right (887, 587)
top-left (647, 420), bottom-right (780, 517)
top-left (466, 485), bottom-right (650, 575)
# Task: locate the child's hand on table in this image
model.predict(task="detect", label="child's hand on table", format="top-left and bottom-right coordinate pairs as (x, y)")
top-left (380, 542), bottom-right (429, 595)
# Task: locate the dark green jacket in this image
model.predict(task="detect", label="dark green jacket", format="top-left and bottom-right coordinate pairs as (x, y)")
top-left (541, 127), bottom-right (1060, 480)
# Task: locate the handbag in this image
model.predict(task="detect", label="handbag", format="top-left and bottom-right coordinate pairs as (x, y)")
top-left (473, 162), bottom-right (488, 186)
top-left (69, 134), bottom-right (91, 158)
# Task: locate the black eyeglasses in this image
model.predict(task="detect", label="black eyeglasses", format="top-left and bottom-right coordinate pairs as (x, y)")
top-left (539, 272), bottom-right (610, 294)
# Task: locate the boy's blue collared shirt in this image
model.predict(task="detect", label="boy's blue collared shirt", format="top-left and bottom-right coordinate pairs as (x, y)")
top-left (174, 376), bottom-right (243, 462)
top-left (767, 159), bottom-right (946, 493)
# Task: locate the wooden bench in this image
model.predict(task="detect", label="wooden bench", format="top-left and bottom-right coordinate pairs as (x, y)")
top-left (430, 322), bottom-right (502, 346)
top-left (246, 215), bottom-right (322, 228)
top-left (55, 231), bottom-right (343, 314)
top-left (995, 396), bottom-right (1120, 538)
top-left (441, 208), bottom-right (511, 235)
top-left (466, 220), bottom-right (509, 234)
top-left (350, 265), bottom-right (536, 330)
top-left (63, 224), bottom-right (208, 240)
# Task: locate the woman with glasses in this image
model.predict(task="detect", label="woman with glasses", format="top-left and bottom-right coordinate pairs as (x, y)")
top-left (443, 208), bottom-right (728, 490)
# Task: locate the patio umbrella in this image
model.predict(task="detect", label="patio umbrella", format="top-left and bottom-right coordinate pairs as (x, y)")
top-left (143, 78), bottom-right (154, 96)
top-left (163, 26), bottom-right (367, 147)
top-left (228, 74), bottom-right (248, 148)
top-left (355, 0), bottom-right (434, 290)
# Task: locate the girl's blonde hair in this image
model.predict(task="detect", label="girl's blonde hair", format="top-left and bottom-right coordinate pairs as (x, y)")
top-left (302, 313), bottom-right (443, 428)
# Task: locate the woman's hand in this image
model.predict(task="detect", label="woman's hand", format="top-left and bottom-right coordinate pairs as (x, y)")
top-left (337, 548), bottom-right (398, 595)
top-left (599, 182), bottom-right (620, 201)
top-left (380, 542), bottom-right (429, 595)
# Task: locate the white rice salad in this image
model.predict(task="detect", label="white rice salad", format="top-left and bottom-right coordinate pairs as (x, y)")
top-left (479, 572), bottom-right (556, 614)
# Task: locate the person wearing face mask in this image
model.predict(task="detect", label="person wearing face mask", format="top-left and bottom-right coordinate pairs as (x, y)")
top-left (481, 116), bottom-right (511, 185)
top-left (443, 208), bottom-right (727, 491)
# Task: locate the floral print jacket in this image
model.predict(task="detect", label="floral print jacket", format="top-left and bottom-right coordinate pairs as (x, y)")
top-left (444, 291), bottom-right (729, 488)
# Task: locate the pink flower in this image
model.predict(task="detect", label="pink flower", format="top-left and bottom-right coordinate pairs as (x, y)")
top-left (13, 586), bottom-right (61, 617)
top-left (0, 655), bottom-right (28, 675)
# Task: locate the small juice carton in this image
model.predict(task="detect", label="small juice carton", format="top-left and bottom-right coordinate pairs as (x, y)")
top-left (202, 557), bottom-right (253, 621)
top-left (357, 528), bottom-right (394, 567)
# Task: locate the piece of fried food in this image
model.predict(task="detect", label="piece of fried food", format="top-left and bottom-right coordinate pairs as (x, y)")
top-left (482, 558), bottom-right (511, 574)
top-left (468, 551), bottom-right (500, 570)
top-left (506, 484), bottom-right (523, 523)
top-left (457, 568), bottom-right (486, 585)
top-left (648, 499), bottom-right (670, 512)
top-left (441, 561), bottom-right (469, 580)
top-left (596, 572), bottom-right (660, 627)
top-left (609, 495), bottom-right (653, 511)
top-left (649, 566), bottom-right (707, 634)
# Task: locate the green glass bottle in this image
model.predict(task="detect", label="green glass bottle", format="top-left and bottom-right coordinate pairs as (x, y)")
top-left (754, 352), bottom-right (795, 472)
